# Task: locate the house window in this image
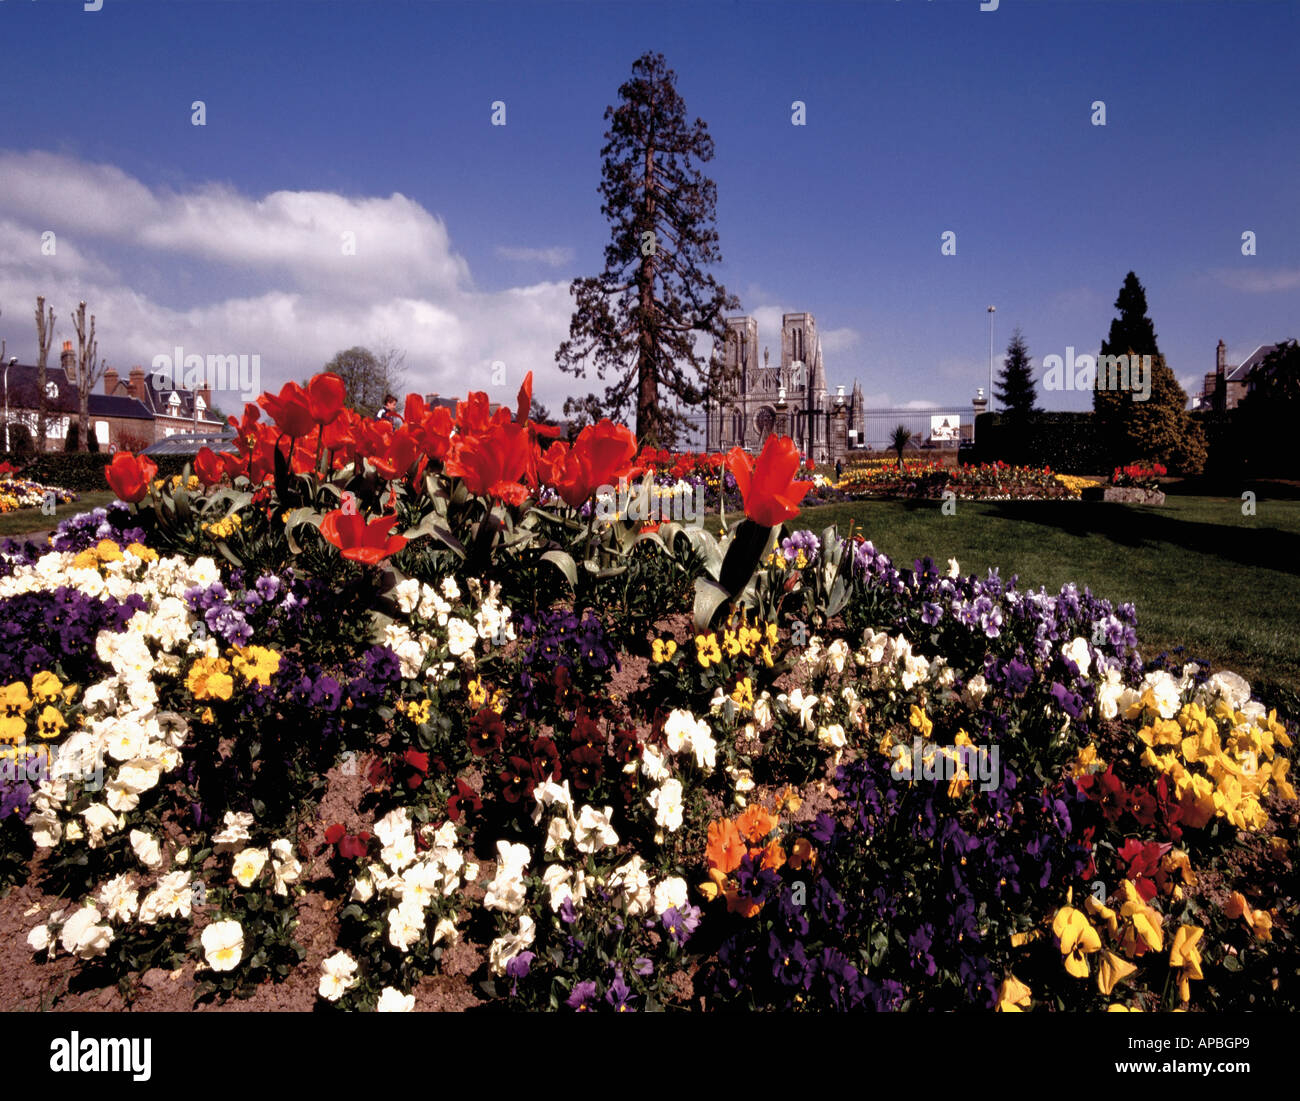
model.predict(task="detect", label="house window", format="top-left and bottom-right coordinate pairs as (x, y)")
top-left (95, 421), bottom-right (110, 445)
top-left (46, 417), bottom-right (68, 441)
top-left (46, 382), bottom-right (59, 400)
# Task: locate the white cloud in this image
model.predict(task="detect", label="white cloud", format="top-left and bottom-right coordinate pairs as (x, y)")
top-left (1214, 267), bottom-right (1300, 294)
top-left (819, 327), bottom-right (861, 355)
top-left (495, 245), bottom-right (575, 268)
top-left (0, 150), bottom-right (578, 412)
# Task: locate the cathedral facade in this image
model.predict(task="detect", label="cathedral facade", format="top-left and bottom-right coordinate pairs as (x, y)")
top-left (705, 311), bottom-right (864, 464)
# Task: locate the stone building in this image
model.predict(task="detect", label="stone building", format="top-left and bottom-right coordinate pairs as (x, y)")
top-left (1194, 340), bottom-right (1279, 412)
top-left (705, 312), bottom-right (864, 463)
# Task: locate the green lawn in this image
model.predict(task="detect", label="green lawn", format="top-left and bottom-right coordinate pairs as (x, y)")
top-left (754, 494), bottom-right (1300, 705)
top-left (0, 491), bottom-right (118, 540)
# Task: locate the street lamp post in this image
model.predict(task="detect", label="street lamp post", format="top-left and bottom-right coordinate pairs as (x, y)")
top-left (987, 306), bottom-right (996, 413)
top-left (3, 356), bottom-right (17, 452)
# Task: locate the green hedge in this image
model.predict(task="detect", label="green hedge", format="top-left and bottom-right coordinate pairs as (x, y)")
top-left (0, 451), bottom-right (190, 492)
top-left (967, 412), bottom-right (1108, 472)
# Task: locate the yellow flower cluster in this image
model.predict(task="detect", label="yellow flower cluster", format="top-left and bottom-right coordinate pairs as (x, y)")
top-left (397, 697), bottom-right (433, 724)
top-left (1053, 473), bottom-right (1102, 496)
top-left (203, 512), bottom-right (243, 540)
top-left (694, 623), bottom-right (778, 669)
top-left (153, 474), bottom-right (202, 493)
top-left (0, 673), bottom-right (77, 762)
top-left (1033, 883), bottom-right (1203, 1005)
top-left (230, 645), bottom-right (281, 687)
top-left (186, 656), bottom-right (234, 701)
top-left (466, 677), bottom-right (506, 714)
top-left (1136, 701), bottom-right (1294, 830)
top-left (71, 539), bottom-right (156, 571)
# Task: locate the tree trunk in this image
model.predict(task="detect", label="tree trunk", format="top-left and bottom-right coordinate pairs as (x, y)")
top-left (34, 297), bottom-right (54, 454)
top-left (636, 108), bottom-right (659, 446)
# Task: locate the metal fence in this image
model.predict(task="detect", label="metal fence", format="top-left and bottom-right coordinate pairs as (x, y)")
top-left (642, 406), bottom-right (975, 454)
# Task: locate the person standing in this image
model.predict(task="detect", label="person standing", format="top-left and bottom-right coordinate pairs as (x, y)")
top-left (377, 394), bottom-right (403, 430)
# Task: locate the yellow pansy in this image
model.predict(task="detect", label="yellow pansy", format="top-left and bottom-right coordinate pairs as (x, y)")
top-left (0, 682), bottom-right (33, 742)
top-left (30, 671), bottom-right (64, 703)
top-left (651, 638), bottom-right (678, 664)
top-left (1084, 892), bottom-right (1119, 938)
top-left (909, 705), bottom-right (933, 739)
top-left (406, 698), bottom-right (432, 725)
top-left (996, 974), bottom-right (1032, 1012)
top-left (230, 645), bottom-right (281, 687)
top-left (1117, 880), bottom-right (1164, 958)
top-left (186, 656), bottom-right (234, 702)
top-left (126, 542), bottom-right (157, 562)
top-left (34, 706), bottom-right (68, 740)
top-left (1168, 925), bottom-right (1204, 1004)
top-left (1097, 949), bottom-right (1138, 996)
top-left (730, 677), bottom-right (754, 710)
top-left (765, 623), bottom-right (779, 648)
top-left (1052, 906), bottom-right (1102, 978)
top-left (695, 633), bottom-right (722, 668)
top-left (1224, 891), bottom-right (1272, 942)
top-left (721, 630), bottom-right (742, 658)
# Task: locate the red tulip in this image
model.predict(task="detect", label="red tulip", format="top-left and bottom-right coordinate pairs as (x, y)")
top-left (445, 421), bottom-right (532, 506)
top-left (307, 372), bottom-right (347, 425)
top-left (194, 446), bottom-right (225, 487)
top-left (369, 427), bottom-right (420, 480)
top-left (319, 509), bottom-right (408, 564)
top-left (104, 452), bottom-right (159, 503)
top-left (725, 435), bottom-right (814, 528)
top-left (551, 419), bottom-right (640, 508)
top-left (259, 381), bottom-right (315, 439)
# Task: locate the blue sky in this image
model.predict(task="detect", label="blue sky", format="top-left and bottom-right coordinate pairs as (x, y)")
top-left (0, 0), bottom-right (1296, 435)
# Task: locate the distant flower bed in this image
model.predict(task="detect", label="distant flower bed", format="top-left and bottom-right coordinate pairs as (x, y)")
top-left (833, 459), bottom-right (1101, 501)
top-left (0, 474), bottom-right (77, 515)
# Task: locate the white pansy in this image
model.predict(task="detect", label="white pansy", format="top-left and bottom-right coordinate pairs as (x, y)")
top-left (608, 856), bottom-right (653, 916)
top-left (1062, 637), bottom-right (1092, 677)
top-left (947, 558), bottom-right (960, 579)
top-left (652, 876), bottom-right (688, 916)
top-left (752, 693), bottom-right (773, 730)
top-left (372, 807), bottom-right (412, 850)
top-left (27, 924), bottom-right (52, 953)
top-left (376, 987), bottom-right (415, 1012)
top-left (30, 810), bottom-right (63, 849)
top-left (962, 674), bottom-right (989, 708)
top-left (818, 723), bottom-right (847, 750)
top-left (319, 951), bottom-right (358, 1001)
top-left (387, 900), bottom-right (426, 952)
top-left (647, 778), bottom-right (684, 832)
top-left (393, 578), bottom-right (422, 614)
top-left (81, 802), bottom-right (120, 847)
top-left (572, 805), bottom-right (618, 854)
top-left (129, 829), bottom-right (162, 868)
top-left (232, 847), bottom-right (269, 888)
top-left (488, 914), bottom-right (535, 976)
top-left (201, 920), bottom-right (244, 972)
top-left (446, 617), bottom-right (477, 658)
top-left (96, 874), bottom-right (139, 922)
top-left (639, 745), bottom-right (670, 783)
top-left (545, 816), bottom-right (571, 854)
top-left (61, 905), bottom-right (114, 959)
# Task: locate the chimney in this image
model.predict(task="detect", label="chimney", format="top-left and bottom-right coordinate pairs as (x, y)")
top-left (197, 383), bottom-right (212, 419)
top-left (104, 366), bottom-right (119, 396)
top-left (60, 340), bottom-right (76, 382)
top-left (128, 366), bottom-right (148, 403)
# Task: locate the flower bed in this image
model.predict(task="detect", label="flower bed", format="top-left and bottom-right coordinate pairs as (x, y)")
top-left (0, 464), bottom-right (78, 514)
top-left (0, 373), bottom-right (1292, 1013)
top-left (832, 458), bottom-right (1100, 501)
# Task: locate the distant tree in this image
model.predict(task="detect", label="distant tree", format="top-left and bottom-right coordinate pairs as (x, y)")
top-left (555, 51), bottom-right (739, 447)
top-left (995, 327), bottom-right (1040, 420)
top-left (321, 345), bottom-right (408, 419)
top-left (70, 301), bottom-right (105, 453)
top-left (1095, 272), bottom-right (1205, 473)
top-left (34, 296), bottom-right (55, 454)
top-left (889, 424), bottom-right (913, 470)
